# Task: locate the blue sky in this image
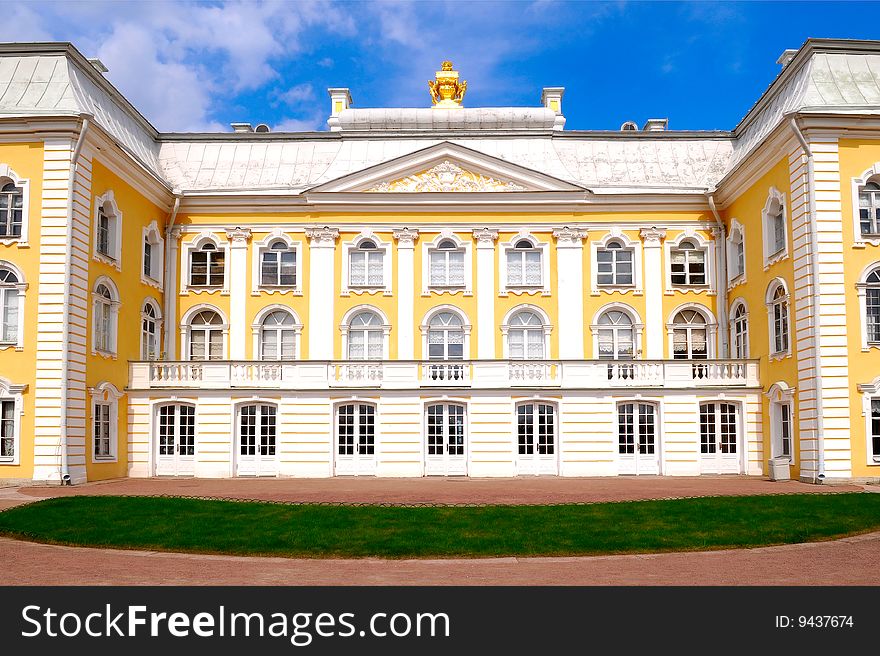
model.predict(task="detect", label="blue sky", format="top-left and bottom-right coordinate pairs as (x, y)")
top-left (0, 1), bottom-right (872, 132)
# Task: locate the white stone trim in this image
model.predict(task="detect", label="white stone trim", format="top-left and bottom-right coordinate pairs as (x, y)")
top-left (92, 189), bottom-right (122, 271)
top-left (0, 375), bottom-right (26, 465)
top-left (726, 218), bottom-right (747, 290)
top-left (0, 259), bottom-right (27, 350)
top-left (305, 226), bottom-right (338, 360)
top-left (855, 260), bottom-right (880, 352)
top-left (664, 228), bottom-right (715, 295)
top-left (421, 230), bottom-right (473, 295)
top-left (850, 163), bottom-right (880, 247)
top-left (341, 231), bottom-right (392, 296)
top-left (473, 228), bottom-right (498, 358)
top-left (250, 229), bottom-right (304, 295)
top-left (340, 304), bottom-right (391, 360)
top-left (857, 376), bottom-right (880, 465)
top-left (91, 275), bottom-right (120, 357)
top-left (728, 297), bottom-right (750, 359)
top-left (498, 231), bottom-right (550, 296)
top-left (180, 231), bottom-right (231, 294)
top-left (589, 302), bottom-right (644, 359)
top-left (225, 227), bottom-right (251, 359)
top-left (665, 303), bottom-right (718, 359)
top-left (88, 381), bottom-right (123, 464)
top-left (139, 296), bottom-right (163, 361)
top-left (762, 187), bottom-right (789, 270)
top-left (766, 381), bottom-right (796, 464)
top-left (180, 304), bottom-right (229, 361)
top-left (140, 220), bottom-right (164, 290)
top-left (590, 229), bottom-right (643, 295)
top-left (394, 228), bottom-right (418, 359)
top-left (251, 304), bottom-right (303, 360)
top-left (419, 305), bottom-right (472, 360)
top-left (765, 277), bottom-right (792, 361)
top-left (500, 304), bottom-right (552, 359)
top-left (0, 163), bottom-right (30, 246)
top-left (554, 227), bottom-right (587, 358)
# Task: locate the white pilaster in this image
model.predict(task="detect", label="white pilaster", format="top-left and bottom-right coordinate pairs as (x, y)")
top-left (164, 226), bottom-right (181, 359)
top-left (473, 228), bottom-right (498, 359)
top-left (640, 227), bottom-right (666, 359)
top-left (393, 228), bottom-right (418, 359)
top-left (306, 227), bottom-right (339, 359)
top-left (553, 227), bottom-right (587, 359)
top-left (225, 227), bottom-right (251, 360)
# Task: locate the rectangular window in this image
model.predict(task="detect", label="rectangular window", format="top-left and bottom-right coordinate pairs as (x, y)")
top-left (868, 289), bottom-right (880, 343)
top-left (261, 250), bottom-right (296, 286)
top-left (772, 213), bottom-right (785, 255)
top-left (597, 249), bottom-right (633, 286)
top-left (0, 399), bottom-right (14, 459)
top-left (670, 249), bottom-right (706, 286)
top-left (190, 251), bottom-right (225, 286)
top-left (430, 250), bottom-right (465, 287)
top-left (93, 403), bottom-right (111, 459)
top-left (507, 251), bottom-right (542, 286)
top-left (773, 302), bottom-right (789, 354)
top-left (1, 289), bottom-right (18, 343)
top-left (780, 403), bottom-right (791, 459)
top-left (0, 186), bottom-right (23, 238)
top-left (97, 208), bottom-right (111, 257)
top-left (700, 403), bottom-right (716, 454)
top-left (143, 241), bottom-right (153, 278)
top-left (350, 251), bottom-right (383, 286)
top-left (872, 400), bottom-right (880, 462)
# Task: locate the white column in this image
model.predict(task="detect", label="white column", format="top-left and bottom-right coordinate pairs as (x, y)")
top-left (473, 228), bottom-right (499, 359)
top-left (305, 227), bottom-right (339, 360)
top-left (393, 228), bottom-right (418, 359)
top-left (640, 227), bottom-right (666, 358)
top-left (553, 227), bottom-right (587, 359)
top-left (164, 226), bottom-right (181, 359)
top-left (225, 227), bottom-right (251, 360)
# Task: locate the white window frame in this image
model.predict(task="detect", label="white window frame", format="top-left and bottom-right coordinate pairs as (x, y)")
top-left (91, 276), bottom-right (120, 357)
top-left (420, 305), bottom-right (472, 360)
top-left (0, 376), bottom-right (26, 465)
top-left (93, 190), bottom-right (122, 271)
top-left (251, 230), bottom-right (304, 295)
top-left (341, 232), bottom-right (392, 296)
top-left (140, 297), bottom-right (163, 361)
top-left (181, 232), bottom-right (230, 294)
top-left (0, 164), bottom-right (30, 246)
top-left (729, 298), bottom-right (749, 359)
top-left (856, 262), bottom-right (880, 352)
top-left (762, 187), bottom-right (789, 269)
top-left (857, 375), bottom-right (880, 465)
top-left (0, 261), bottom-right (26, 350)
top-left (765, 278), bottom-right (791, 360)
top-left (726, 218), bottom-right (746, 288)
top-left (141, 220), bottom-right (164, 290)
top-left (340, 305), bottom-right (391, 360)
top-left (851, 165), bottom-right (880, 247)
top-left (590, 230), bottom-right (642, 295)
top-left (664, 230), bottom-right (714, 294)
top-left (590, 303), bottom-right (644, 359)
top-left (422, 232), bottom-right (473, 295)
top-left (499, 233), bottom-right (551, 295)
top-left (89, 382), bottom-right (123, 463)
top-left (251, 305), bottom-right (303, 360)
top-left (666, 304), bottom-right (717, 359)
top-left (766, 382), bottom-right (795, 464)
top-left (180, 304), bottom-right (229, 361)
top-left (500, 305), bottom-right (552, 359)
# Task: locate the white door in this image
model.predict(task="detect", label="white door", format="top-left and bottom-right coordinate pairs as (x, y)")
top-left (617, 402), bottom-right (659, 475)
top-left (335, 403), bottom-right (377, 476)
top-left (425, 403), bottom-right (467, 476)
top-left (516, 403), bottom-right (558, 475)
top-left (236, 404), bottom-right (278, 477)
top-left (699, 402), bottom-right (740, 474)
top-left (155, 405), bottom-right (196, 476)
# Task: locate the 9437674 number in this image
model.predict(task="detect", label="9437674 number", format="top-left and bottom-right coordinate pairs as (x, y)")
top-left (775, 615), bottom-right (854, 629)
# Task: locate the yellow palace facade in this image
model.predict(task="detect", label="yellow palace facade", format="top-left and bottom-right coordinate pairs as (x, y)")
top-left (0, 39), bottom-right (878, 484)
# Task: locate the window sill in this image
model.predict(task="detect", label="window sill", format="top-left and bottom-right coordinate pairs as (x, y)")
top-left (763, 249), bottom-right (788, 270)
top-left (140, 274), bottom-right (163, 291)
top-left (768, 351), bottom-right (791, 362)
top-left (0, 459), bottom-right (20, 465)
top-left (0, 238), bottom-right (27, 247)
top-left (252, 287), bottom-right (303, 296)
top-left (93, 252), bottom-right (121, 270)
top-left (92, 456), bottom-right (118, 464)
top-left (92, 349), bottom-right (117, 360)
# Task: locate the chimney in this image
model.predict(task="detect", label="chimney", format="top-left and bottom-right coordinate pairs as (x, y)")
top-left (541, 87), bottom-right (566, 131)
top-left (327, 87), bottom-right (352, 132)
top-left (643, 118), bottom-right (668, 132)
top-left (776, 49), bottom-right (798, 68)
top-left (230, 123), bottom-right (254, 133)
top-left (87, 58), bottom-right (108, 74)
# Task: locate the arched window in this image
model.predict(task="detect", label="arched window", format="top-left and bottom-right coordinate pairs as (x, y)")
top-left (349, 239), bottom-right (384, 287)
top-left (141, 300), bottom-right (161, 360)
top-left (93, 281), bottom-right (118, 354)
top-left (672, 309), bottom-right (708, 359)
top-left (670, 239), bottom-right (706, 286)
top-left (730, 302), bottom-right (749, 359)
top-left (142, 221), bottom-right (164, 284)
top-left (597, 239), bottom-right (633, 286)
top-left (189, 310), bottom-right (224, 360)
top-left (507, 310), bottom-right (545, 360)
top-left (728, 224), bottom-right (745, 280)
top-left (864, 268), bottom-right (880, 345)
top-left (261, 240), bottom-right (296, 287)
top-left (762, 189), bottom-right (787, 264)
top-left (347, 311), bottom-right (384, 360)
top-left (0, 181), bottom-right (24, 238)
top-left (597, 310), bottom-right (634, 360)
top-left (506, 239), bottom-right (542, 286)
top-left (0, 266), bottom-right (22, 345)
top-left (427, 311), bottom-right (464, 360)
top-left (93, 192), bottom-right (122, 264)
top-left (429, 239), bottom-right (465, 287)
top-left (859, 180), bottom-right (880, 236)
top-left (190, 241), bottom-right (225, 287)
top-left (260, 310), bottom-right (297, 360)
top-left (767, 282), bottom-right (790, 356)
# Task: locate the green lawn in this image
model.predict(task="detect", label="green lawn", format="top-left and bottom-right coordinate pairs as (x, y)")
top-left (0, 493), bottom-right (878, 559)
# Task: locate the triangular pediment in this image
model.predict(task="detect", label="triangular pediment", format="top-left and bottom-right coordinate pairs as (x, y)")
top-left (307, 142), bottom-right (585, 193)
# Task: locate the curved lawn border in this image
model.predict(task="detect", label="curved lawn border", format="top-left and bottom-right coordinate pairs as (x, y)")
top-left (1, 493), bottom-right (879, 559)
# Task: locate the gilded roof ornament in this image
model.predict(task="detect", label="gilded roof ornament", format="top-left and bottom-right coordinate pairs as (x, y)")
top-left (428, 61), bottom-right (467, 109)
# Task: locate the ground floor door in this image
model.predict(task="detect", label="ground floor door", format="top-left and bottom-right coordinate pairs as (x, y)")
top-left (335, 403), bottom-right (377, 476)
top-left (699, 402), bottom-right (741, 474)
top-left (425, 403), bottom-right (467, 476)
top-left (516, 402), bottom-right (558, 475)
top-left (236, 404), bottom-right (278, 477)
top-left (155, 404), bottom-right (196, 476)
top-left (617, 402), bottom-right (659, 475)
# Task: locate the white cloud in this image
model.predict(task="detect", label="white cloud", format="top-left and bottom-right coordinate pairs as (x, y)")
top-left (277, 83), bottom-right (316, 107)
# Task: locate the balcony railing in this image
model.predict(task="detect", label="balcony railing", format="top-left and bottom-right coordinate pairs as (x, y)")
top-left (131, 359), bottom-right (760, 391)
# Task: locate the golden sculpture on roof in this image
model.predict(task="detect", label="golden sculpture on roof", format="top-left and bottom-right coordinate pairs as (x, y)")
top-left (429, 61), bottom-right (467, 108)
